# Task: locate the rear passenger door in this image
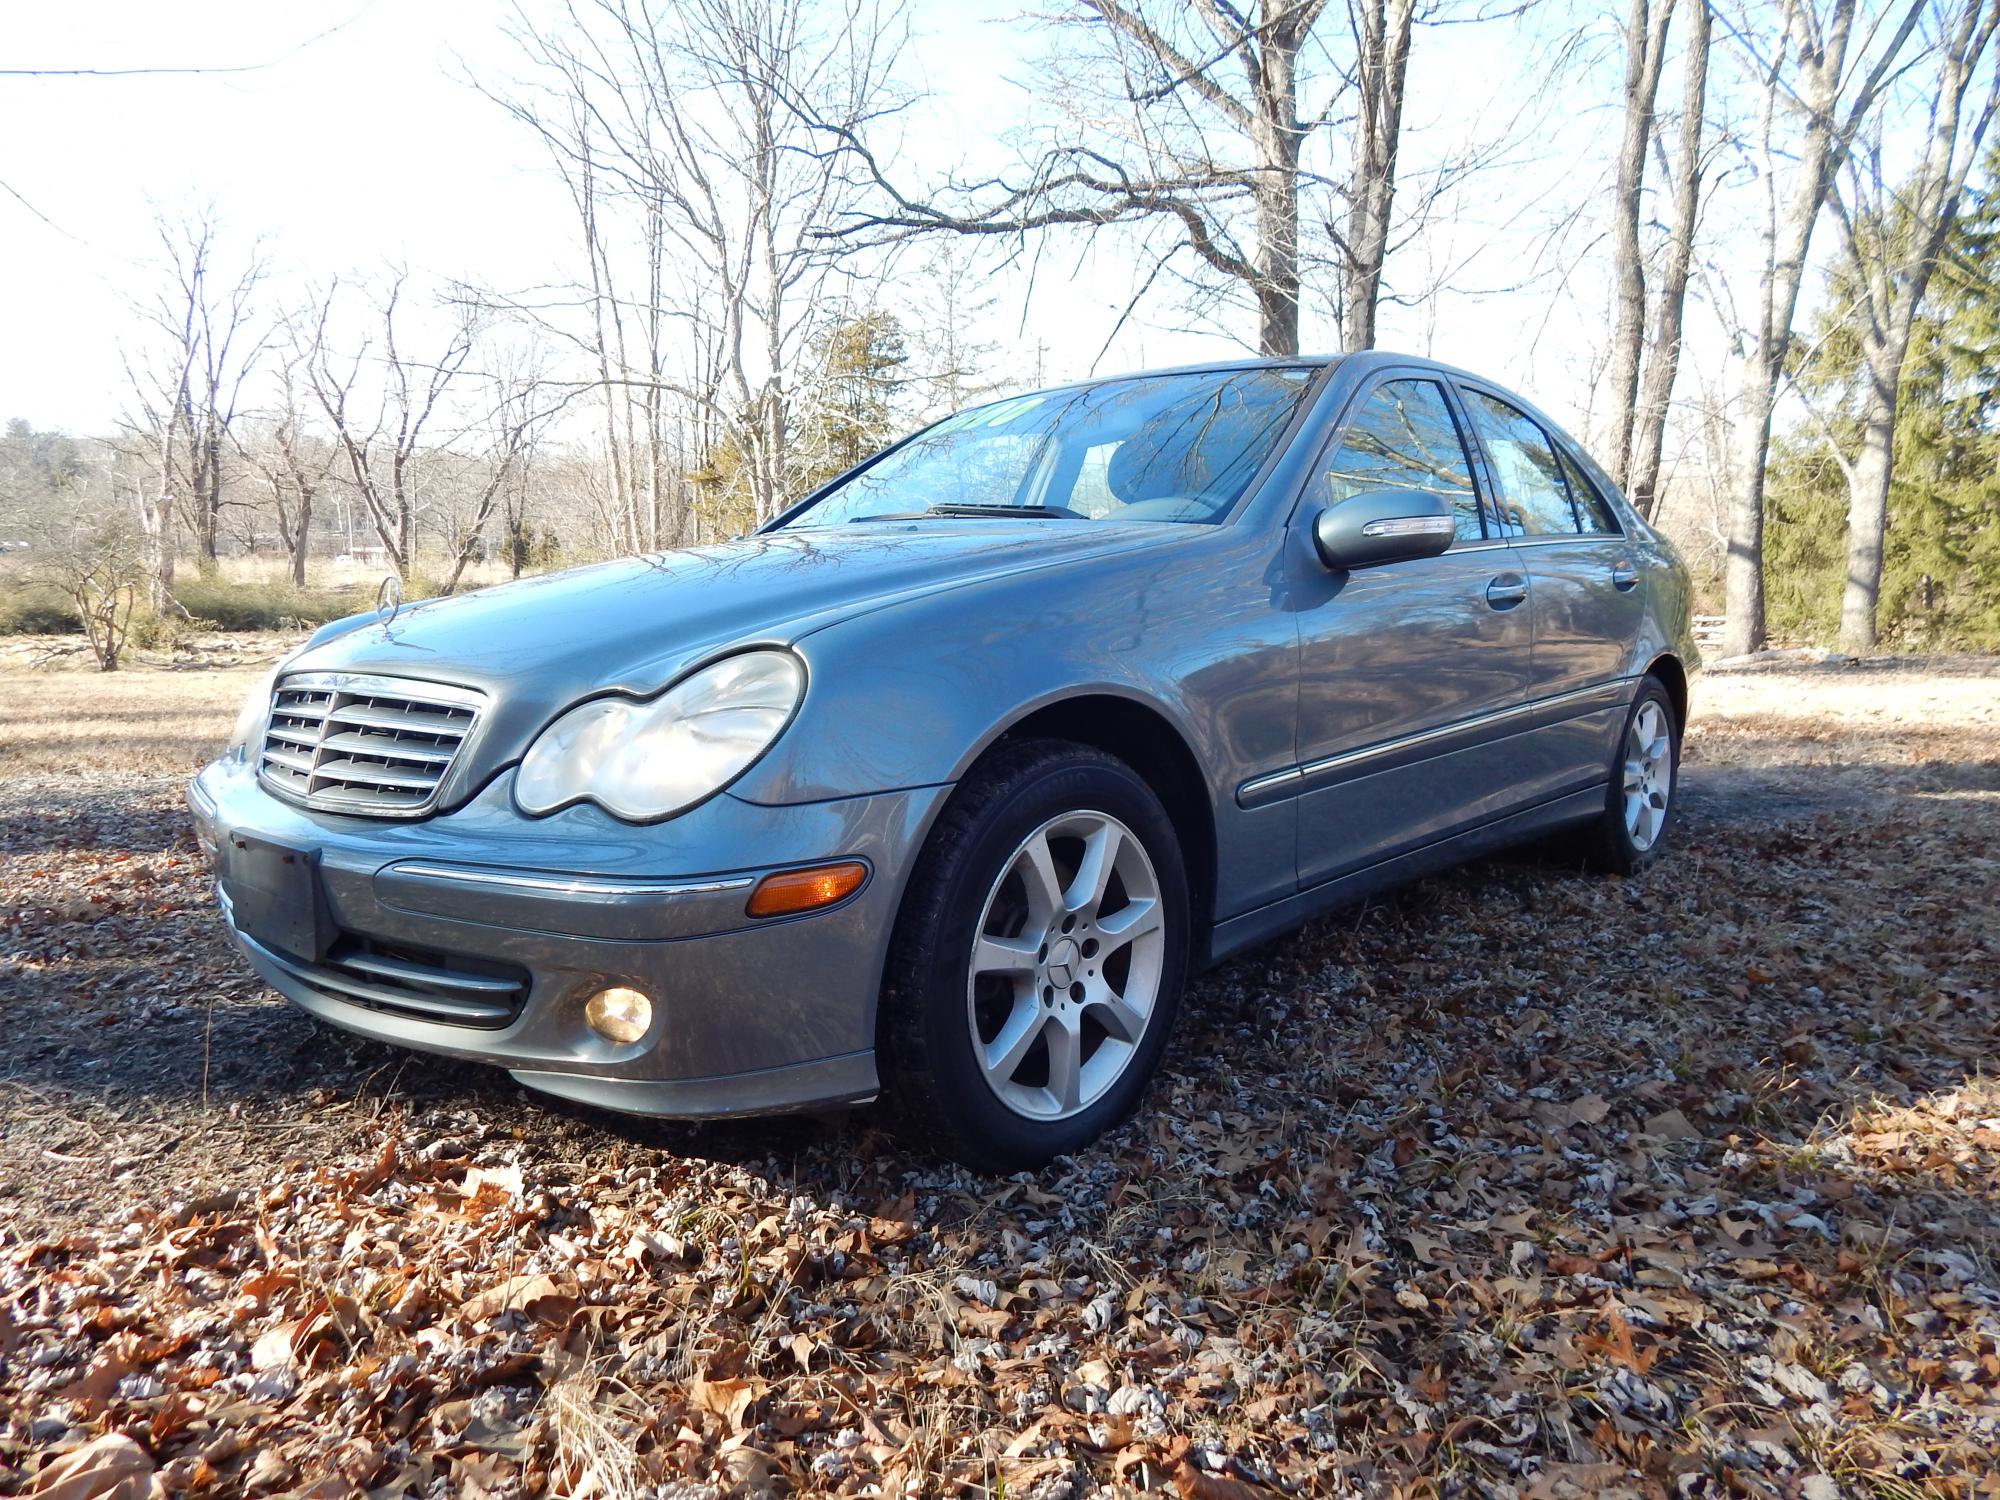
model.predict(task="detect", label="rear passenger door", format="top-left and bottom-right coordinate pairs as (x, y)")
top-left (1455, 383), bottom-right (1644, 779)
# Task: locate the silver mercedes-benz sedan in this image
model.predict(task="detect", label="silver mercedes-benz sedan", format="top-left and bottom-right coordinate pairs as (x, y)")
top-left (188, 353), bottom-right (1695, 1169)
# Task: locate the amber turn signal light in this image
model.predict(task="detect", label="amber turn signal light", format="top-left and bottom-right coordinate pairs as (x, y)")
top-left (746, 861), bottom-right (868, 917)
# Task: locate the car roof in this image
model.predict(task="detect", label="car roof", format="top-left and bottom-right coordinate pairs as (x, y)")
top-left (1012, 348), bottom-right (1519, 396)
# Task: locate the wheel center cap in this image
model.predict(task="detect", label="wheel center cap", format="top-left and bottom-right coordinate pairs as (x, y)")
top-left (1046, 937), bottom-right (1081, 988)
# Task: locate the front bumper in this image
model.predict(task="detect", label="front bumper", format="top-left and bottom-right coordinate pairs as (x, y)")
top-left (187, 757), bottom-right (950, 1117)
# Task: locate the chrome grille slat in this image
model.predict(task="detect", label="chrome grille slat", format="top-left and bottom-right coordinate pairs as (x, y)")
top-left (327, 703), bottom-right (473, 735)
top-left (312, 756), bottom-right (441, 791)
top-left (262, 745), bottom-right (317, 775)
top-left (257, 672), bottom-right (484, 818)
top-left (317, 730), bottom-right (457, 763)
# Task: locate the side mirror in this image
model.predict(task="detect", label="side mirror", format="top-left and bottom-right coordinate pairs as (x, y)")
top-left (1312, 487), bottom-right (1458, 571)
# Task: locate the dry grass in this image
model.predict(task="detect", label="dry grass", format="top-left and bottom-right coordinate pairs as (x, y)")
top-left (0, 638), bottom-right (289, 777)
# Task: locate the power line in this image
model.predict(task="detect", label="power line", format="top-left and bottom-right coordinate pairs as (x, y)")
top-left (0, 5), bottom-right (376, 79)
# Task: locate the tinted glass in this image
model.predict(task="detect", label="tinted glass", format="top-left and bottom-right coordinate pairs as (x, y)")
top-left (1557, 447), bottom-right (1621, 534)
top-left (784, 367), bottom-right (1316, 527)
top-left (1464, 390), bottom-right (1579, 537)
top-left (1320, 379), bottom-right (1483, 542)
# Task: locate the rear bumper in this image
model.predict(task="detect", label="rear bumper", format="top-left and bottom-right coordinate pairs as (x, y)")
top-left (188, 757), bottom-right (950, 1116)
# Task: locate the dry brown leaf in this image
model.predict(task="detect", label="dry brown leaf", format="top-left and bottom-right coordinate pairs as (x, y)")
top-left (459, 1271), bottom-right (579, 1324)
top-left (690, 1373), bottom-right (768, 1432)
top-left (28, 1434), bottom-right (156, 1500)
top-left (1174, 1458), bottom-right (1275, 1500)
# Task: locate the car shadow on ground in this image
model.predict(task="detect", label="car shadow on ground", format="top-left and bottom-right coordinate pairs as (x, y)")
top-left (5, 748), bottom-right (1994, 1218)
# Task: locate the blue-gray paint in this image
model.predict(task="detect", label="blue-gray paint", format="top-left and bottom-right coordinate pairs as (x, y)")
top-left (187, 351), bottom-right (1696, 1119)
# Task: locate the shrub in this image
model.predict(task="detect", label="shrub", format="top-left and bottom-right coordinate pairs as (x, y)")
top-left (171, 577), bottom-right (376, 632)
top-left (0, 583), bottom-right (84, 634)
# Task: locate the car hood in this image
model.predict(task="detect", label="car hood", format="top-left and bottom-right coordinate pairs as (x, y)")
top-left (288, 521), bottom-right (1193, 773)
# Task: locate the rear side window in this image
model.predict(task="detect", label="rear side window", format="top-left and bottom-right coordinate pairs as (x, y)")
top-left (1320, 378), bottom-right (1484, 542)
top-left (1463, 390), bottom-right (1577, 537)
top-left (1556, 447), bottom-right (1622, 534)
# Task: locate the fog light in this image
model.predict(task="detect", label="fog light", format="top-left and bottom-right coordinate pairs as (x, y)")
top-left (584, 986), bottom-right (652, 1044)
top-left (746, 861), bottom-right (868, 917)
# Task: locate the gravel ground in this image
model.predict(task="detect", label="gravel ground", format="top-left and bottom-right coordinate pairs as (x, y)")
top-left (2, 652), bottom-right (1996, 1498)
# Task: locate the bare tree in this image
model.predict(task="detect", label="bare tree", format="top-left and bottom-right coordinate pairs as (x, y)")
top-left (120, 209), bottom-right (269, 604)
top-left (825, 1), bottom-right (1519, 356)
top-left (1824, 0), bottom-right (2000, 652)
top-left (1717, 0), bottom-right (1927, 658)
top-left (236, 337), bottom-right (337, 587)
top-left (484, 0), bottom-right (905, 529)
top-left (31, 506), bottom-right (148, 670)
top-left (304, 274), bottom-right (478, 579)
top-left (1604, 0), bottom-right (1679, 489)
top-left (1340, 0), bottom-right (1420, 351)
top-left (1628, 0), bottom-right (1714, 517)
top-left (436, 369), bottom-right (545, 595)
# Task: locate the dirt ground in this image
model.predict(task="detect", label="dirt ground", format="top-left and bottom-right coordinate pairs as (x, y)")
top-left (2, 644), bottom-right (1996, 1498)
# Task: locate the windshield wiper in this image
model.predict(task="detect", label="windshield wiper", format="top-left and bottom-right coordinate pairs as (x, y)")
top-left (853, 503), bottom-right (1081, 522)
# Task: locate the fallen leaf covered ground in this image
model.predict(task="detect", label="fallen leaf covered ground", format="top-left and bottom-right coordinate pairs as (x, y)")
top-left (2, 649), bottom-right (1997, 1499)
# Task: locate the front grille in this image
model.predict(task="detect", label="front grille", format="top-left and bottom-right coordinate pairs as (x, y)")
top-left (259, 672), bottom-right (484, 817)
top-left (254, 931), bottom-right (529, 1029)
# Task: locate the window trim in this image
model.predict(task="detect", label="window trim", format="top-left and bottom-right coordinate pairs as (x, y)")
top-left (1293, 370), bottom-right (1497, 549)
top-left (1453, 382), bottom-right (1584, 539)
top-left (1452, 378), bottom-right (1629, 543)
top-left (1552, 442), bottom-right (1626, 537)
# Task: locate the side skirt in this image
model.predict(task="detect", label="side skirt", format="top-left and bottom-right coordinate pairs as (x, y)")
top-left (1202, 784), bottom-right (1607, 966)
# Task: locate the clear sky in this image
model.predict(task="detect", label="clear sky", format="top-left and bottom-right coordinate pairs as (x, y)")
top-left (0, 1), bottom-right (1645, 439)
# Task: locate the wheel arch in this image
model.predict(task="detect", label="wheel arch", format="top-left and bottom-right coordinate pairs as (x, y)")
top-left (962, 693), bottom-right (1219, 951)
top-left (1644, 652), bottom-right (1690, 733)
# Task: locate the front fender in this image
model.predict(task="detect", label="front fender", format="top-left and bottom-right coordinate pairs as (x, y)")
top-left (725, 526), bottom-right (1295, 812)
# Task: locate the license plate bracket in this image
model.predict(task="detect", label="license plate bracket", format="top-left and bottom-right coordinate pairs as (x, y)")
top-left (222, 834), bottom-right (332, 962)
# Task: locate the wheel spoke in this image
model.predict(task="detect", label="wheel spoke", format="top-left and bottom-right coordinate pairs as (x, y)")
top-left (972, 932), bottom-right (1039, 978)
top-left (1042, 1019), bottom-right (1082, 1114)
top-left (1097, 895), bottom-right (1161, 951)
top-left (1065, 821), bottom-right (1122, 917)
top-left (983, 1002), bottom-right (1045, 1083)
top-left (1016, 832), bottom-right (1065, 928)
top-left (1088, 986), bottom-right (1149, 1044)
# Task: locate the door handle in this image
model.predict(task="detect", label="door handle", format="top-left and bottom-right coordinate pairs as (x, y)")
top-left (1485, 574), bottom-right (1528, 609)
top-left (1611, 560), bottom-right (1639, 591)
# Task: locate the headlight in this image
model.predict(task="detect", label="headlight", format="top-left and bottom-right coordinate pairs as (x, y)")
top-left (514, 650), bottom-right (804, 821)
top-left (227, 666), bottom-right (281, 764)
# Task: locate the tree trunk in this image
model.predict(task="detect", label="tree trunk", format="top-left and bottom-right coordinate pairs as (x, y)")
top-left (143, 484), bottom-right (176, 612)
top-left (1605, 0), bottom-right (1673, 487)
top-left (1345, 0), bottom-right (1414, 352)
top-left (289, 482), bottom-right (311, 588)
top-left (1248, 15), bottom-right (1304, 358)
top-left (1839, 357), bottom-right (1898, 655)
top-left (1723, 373), bottom-right (1774, 659)
top-left (1630, 0), bottom-right (1710, 517)
top-left (201, 428), bottom-right (224, 567)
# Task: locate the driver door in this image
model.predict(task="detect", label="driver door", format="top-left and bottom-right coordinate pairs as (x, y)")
top-left (1287, 374), bottom-right (1539, 887)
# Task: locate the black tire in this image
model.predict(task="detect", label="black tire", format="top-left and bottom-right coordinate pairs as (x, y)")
top-left (1583, 676), bottom-right (1681, 875)
top-left (877, 739), bottom-right (1190, 1171)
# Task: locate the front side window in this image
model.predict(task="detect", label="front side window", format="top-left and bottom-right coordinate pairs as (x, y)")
top-left (780, 367), bottom-right (1316, 528)
top-left (1319, 378), bottom-right (1483, 542)
top-left (1463, 390), bottom-right (1578, 538)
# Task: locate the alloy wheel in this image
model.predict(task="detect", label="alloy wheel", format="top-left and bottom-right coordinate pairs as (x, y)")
top-left (1622, 699), bottom-right (1674, 851)
top-left (965, 810), bottom-right (1166, 1121)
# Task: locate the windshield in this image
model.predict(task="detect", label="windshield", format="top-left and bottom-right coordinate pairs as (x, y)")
top-left (779, 365), bottom-right (1317, 527)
